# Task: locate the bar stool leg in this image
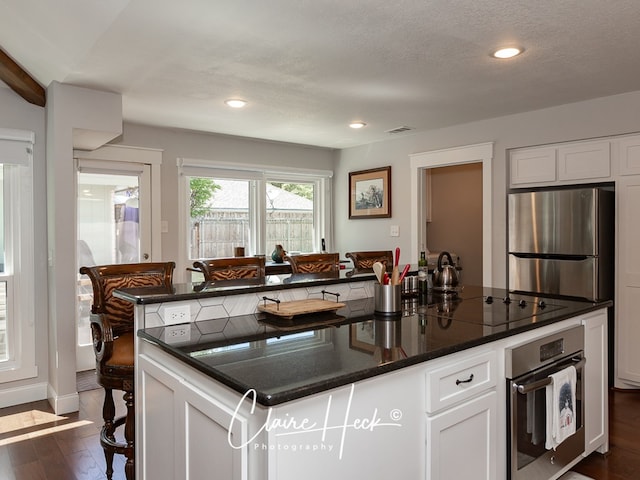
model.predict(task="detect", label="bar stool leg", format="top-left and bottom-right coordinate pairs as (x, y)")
top-left (102, 388), bottom-right (116, 478)
top-left (124, 388), bottom-right (135, 480)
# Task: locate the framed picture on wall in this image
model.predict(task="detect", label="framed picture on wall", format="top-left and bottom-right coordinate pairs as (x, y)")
top-left (349, 166), bottom-right (391, 219)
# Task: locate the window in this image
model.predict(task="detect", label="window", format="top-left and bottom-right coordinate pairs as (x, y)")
top-left (179, 159), bottom-right (332, 279)
top-left (0, 129), bottom-right (36, 382)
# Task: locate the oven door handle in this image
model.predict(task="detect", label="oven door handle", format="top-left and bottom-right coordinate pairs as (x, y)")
top-left (514, 357), bottom-right (585, 395)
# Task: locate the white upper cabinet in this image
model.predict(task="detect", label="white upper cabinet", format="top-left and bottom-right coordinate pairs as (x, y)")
top-left (510, 147), bottom-right (557, 186)
top-left (557, 140), bottom-right (611, 181)
top-left (510, 139), bottom-right (617, 188)
top-left (618, 135), bottom-right (640, 176)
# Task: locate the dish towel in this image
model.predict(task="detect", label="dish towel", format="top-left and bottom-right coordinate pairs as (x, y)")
top-left (545, 365), bottom-right (577, 450)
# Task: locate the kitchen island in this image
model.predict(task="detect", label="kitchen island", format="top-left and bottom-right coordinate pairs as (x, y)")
top-left (124, 278), bottom-right (610, 480)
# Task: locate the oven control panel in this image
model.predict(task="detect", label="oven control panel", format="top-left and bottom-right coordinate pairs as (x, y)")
top-left (540, 338), bottom-right (564, 362)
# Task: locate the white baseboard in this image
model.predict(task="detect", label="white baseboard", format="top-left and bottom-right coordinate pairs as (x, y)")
top-left (0, 381), bottom-right (48, 409)
top-left (47, 383), bottom-right (80, 414)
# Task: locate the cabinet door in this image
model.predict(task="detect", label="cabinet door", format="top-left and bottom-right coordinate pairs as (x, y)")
top-left (618, 135), bottom-right (640, 176)
top-left (138, 351), bottom-right (249, 480)
top-left (426, 391), bottom-right (497, 480)
top-left (582, 309), bottom-right (609, 455)
top-left (510, 147), bottom-right (557, 186)
top-left (179, 380), bottom-right (248, 480)
top-left (558, 141), bottom-right (611, 181)
top-left (616, 177), bottom-right (640, 386)
top-left (138, 354), bottom-right (180, 480)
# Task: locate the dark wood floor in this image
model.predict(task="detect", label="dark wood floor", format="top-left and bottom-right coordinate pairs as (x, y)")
top-left (0, 388), bottom-right (126, 480)
top-left (0, 387), bottom-right (638, 479)
top-left (572, 388), bottom-right (640, 479)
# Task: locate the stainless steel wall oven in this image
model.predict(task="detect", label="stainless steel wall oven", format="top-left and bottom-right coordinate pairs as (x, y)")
top-left (506, 325), bottom-right (585, 480)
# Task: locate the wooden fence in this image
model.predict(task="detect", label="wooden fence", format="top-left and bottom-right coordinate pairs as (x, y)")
top-left (190, 211), bottom-right (313, 258)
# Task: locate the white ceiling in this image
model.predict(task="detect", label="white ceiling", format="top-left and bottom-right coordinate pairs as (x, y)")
top-left (1, 0), bottom-right (640, 149)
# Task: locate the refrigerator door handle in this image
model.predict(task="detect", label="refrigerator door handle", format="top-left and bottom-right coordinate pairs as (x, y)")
top-left (509, 252), bottom-right (590, 261)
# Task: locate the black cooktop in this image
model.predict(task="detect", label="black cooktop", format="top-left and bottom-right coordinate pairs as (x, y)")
top-left (425, 292), bottom-right (567, 327)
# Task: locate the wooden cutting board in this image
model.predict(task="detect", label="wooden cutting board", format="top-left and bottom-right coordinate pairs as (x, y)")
top-left (257, 299), bottom-right (346, 319)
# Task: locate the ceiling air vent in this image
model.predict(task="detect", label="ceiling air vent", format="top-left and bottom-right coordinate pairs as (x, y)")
top-left (386, 126), bottom-right (414, 134)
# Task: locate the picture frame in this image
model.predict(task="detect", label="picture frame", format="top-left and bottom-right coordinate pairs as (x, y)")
top-left (349, 166), bottom-right (391, 219)
top-left (349, 321), bottom-right (376, 354)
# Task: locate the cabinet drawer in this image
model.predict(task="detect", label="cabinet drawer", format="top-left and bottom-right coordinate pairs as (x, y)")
top-left (425, 351), bottom-right (496, 413)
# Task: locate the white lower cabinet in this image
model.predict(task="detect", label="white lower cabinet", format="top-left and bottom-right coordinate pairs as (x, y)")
top-left (137, 350), bottom-right (250, 480)
top-left (424, 350), bottom-right (498, 480)
top-left (582, 309), bottom-right (609, 455)
top-left (426, 390), bottom-right (497, 480)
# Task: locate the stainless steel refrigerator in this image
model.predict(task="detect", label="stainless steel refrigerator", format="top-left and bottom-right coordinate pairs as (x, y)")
top-left (508, 186), bottom-right (615, 301)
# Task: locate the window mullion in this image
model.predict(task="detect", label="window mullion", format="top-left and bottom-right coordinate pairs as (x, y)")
top-left (253, 179), bottom-right (266, 256)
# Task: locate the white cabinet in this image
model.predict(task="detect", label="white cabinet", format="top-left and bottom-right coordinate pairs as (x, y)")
top-left (509, 140), bottom-right (611, 188)
top-left (557, 141), bottom-right (610, 181)
top-left (615, 176), bottom-right (640, 387)
top-left (425, 350), bottom-right (499, 480)
top-left (137, 347), bottom-right (250, 480)
top-left (582, 309), bottom-right (609, 455)
top-left (426, 390), bottom-right (497, 480)
top-left (510, 147), bottom-right (557, 186)
top-left (618, 135), bottom-right (640, 175)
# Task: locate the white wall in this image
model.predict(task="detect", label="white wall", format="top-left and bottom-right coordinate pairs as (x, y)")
top-left (115, 123), bottom-right (336, 280)
top-left (0, 87), bottom-right (48, 396)
top-left (334, 91), bottom-right (640, 288)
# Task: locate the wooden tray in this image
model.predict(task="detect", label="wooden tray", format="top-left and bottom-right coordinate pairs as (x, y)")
top-left (257, 299), bottom-right (346, 319)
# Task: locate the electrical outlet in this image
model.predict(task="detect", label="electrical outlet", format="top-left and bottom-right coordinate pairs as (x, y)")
top-left (164, 324), bottom-right (191, 343)
top-left (163, 304), bottom-right (191, 325)
top-left (390, 225), bottom-right (400, 237)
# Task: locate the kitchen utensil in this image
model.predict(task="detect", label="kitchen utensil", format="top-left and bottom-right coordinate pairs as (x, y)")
top-left (391, 247), bottom-right (400, 285)
top-left (398, 264), bottom-right (411, 283)
top-left (372, 262), bottom-right (385, 283)
top-left (433, 251), bottom-right (459, 289)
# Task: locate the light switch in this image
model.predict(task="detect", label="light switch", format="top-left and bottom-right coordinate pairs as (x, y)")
top-left (161, 220), bottom-right (169, 233)
top-left (390, 225), bottom-right (400, 237)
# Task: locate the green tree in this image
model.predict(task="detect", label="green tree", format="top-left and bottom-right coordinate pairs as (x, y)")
top-left (190, 178), bottom-right (220, 219)
top-left (270, 182), bottom-right (313, 200)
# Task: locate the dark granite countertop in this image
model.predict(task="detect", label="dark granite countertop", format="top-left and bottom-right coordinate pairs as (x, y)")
top-left (115, 268), bottom-right (381, 305)
top-left (137, 286), bottom-right (611, 406)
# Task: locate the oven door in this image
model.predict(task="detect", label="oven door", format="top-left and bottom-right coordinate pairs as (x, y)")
top-left (508, 354), bottom-right (585, 480)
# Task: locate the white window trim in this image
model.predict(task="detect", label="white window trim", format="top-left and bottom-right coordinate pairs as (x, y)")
top-left (177, 158), bottom-right (333, 282)
top-left (0, 129), bottom-right (37, 382)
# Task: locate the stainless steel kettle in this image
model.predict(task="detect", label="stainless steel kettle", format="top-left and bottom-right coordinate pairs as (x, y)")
top-left (433, 251), bottom-right (459, 289)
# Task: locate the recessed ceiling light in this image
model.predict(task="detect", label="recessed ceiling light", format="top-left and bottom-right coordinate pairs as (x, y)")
top-left (492, 47), bottom-right (524, 59)
top-left (349, 122), bottom-right (366, 129)
top-left (225, 99), bottom-right (247, 108)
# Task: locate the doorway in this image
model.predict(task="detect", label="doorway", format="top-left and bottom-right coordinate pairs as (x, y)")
top-left (410, 142), bottom-right (493, 286)
top-left (75, 160), bottom-right (152, 371)
top-left (426, 163), bottom-right (483, 285)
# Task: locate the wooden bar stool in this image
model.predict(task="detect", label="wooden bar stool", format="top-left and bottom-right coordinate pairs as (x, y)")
top-left (79, 262), bottom-right (175, 480)
top-left (285, 253), bottom-right (339, 273)
top-left (192, 256), bottom-right (266, 281)
top-left (345, 250), bottom-right (393, 270)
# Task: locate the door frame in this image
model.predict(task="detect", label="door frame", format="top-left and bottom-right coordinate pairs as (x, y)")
top-left (74, 145), bottom-right (162, 372)
top-left (409, 142), bottom-right (493, 287)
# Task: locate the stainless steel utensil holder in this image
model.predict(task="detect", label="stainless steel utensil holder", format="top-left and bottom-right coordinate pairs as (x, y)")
top-left (374, 283), bottom-right (402, 315)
